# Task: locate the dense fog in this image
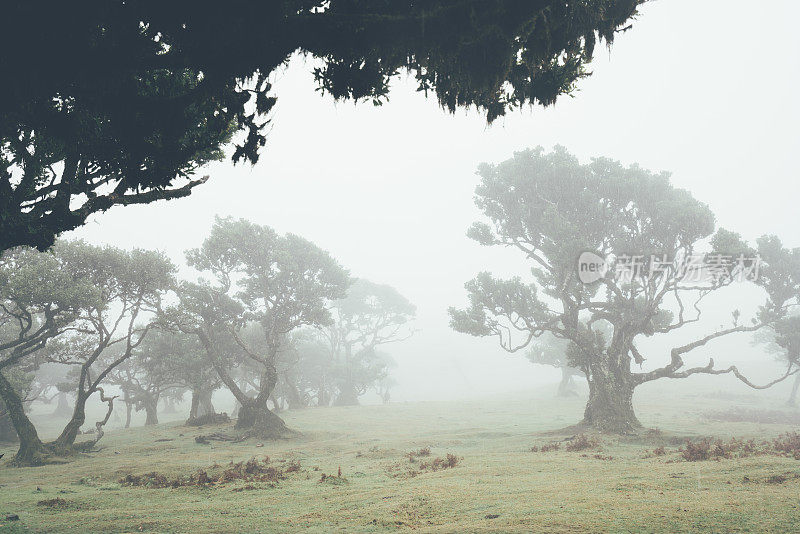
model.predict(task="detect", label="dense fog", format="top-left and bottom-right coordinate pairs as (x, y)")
top-left (67, 0), bottom-right (800, 403)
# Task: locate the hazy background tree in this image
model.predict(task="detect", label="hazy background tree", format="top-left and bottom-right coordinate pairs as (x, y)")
top-left (754, 313), bottom-right (800, 407)
top-left (324, 279), bottom-right (415, 406)
top-left (181, 217), bottom-right (350, 436)
top-left (45, 242), bottom-right (175, 450)
top-left (526, 333), bottom-right (585, 397)
top-left (0, 1), bottom-right (643, 252)
top-left (450, 147), bottom-right (800, 433)
top-left (106, 329), bottom-right (192, 426)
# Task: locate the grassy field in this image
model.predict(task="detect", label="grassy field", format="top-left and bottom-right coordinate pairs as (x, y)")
top-left (1, 383), bottom-right (800, 533)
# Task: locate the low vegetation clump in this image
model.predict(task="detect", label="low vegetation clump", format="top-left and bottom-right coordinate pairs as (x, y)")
top-left (419, 453), bottom-right (461, 471)
top-left (319, 467), bottom-right (348, 485)
top-left (406, 447), bottom-right (432, 462)
top-left (119, 456), bottom-right (302, 488)
top-left (530, 435), bottom-right (602, 453)
top-left (680, 438), bottom-right (763, 462)
top-left (565, 434), bottom-right (602, 452)
top-left (36, 498), bottom-right (68, 508)
top-left (530, 442), bottom-right (561, 453)
top-left (772, 431), bottom-right (800, 459)
top-left (389, 451), bottom-right (461, 478)
top-left (679, 432), bottom-right (800, 462)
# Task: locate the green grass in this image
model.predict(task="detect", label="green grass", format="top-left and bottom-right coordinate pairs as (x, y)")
top-left (1, 385), bottom-right (799, 533)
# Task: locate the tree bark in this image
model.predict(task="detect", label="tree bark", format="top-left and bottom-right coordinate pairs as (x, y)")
top-left (581, 354), bottom-right (641, 433)
top-left (233, 361), bottom-right (289, 438)
top-left (285, 380), bottom-right (305, 410)
top-left (188, 390), bottom-right (201, 420)
top-left (333, 384), bottom-right (360, 406)
top-left (556, 367), bottom-right (577, 397)
top-left (317, 381), bottom-right (329, 407)
top-left (53, 391), bottom-right (72, 417)
top-left (124, 400), bottom-right (132, 429)
top-left (788, 373), bottom-right (800, 407)
top-left (0, 408), bottom-right (16, 442)
top-left (53, 390), bottom-right (89, 450)
top-left (143, 395), bottom-right (159, 425)
top-left (0, 371), bottom-right (47, 464)
top-left (198, 391), bottom-right (215, 416)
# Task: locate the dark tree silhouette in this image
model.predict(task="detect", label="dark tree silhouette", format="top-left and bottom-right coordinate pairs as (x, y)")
top-left (0, 1), bottom-right (643, 251)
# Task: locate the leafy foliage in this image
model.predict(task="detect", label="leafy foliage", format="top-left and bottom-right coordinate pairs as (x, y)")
top-left (450, 147), bottom-right (800, 431)
top-left (0, 1), bottom-right (643, 251)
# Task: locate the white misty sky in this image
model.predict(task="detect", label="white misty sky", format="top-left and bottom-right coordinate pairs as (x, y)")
top-left (70, 0), bottom-right (800, 402)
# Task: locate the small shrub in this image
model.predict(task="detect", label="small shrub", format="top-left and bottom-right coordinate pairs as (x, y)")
top-left (406, 447), bottom-right (432, 462)
top-left (681, 439), bottom-right (713, 461)
top-left (120, 456), bottom-right (300, 488)
top-left (539, 442), bottom-right (561, 452)
top-left (765, 474), bottom-right (788, 484)
top-left (420, 453), bottom-right (461, 471)
top-left (773, 432), bottom-right (800, 459)
top-left (679, 436), bottom-right (783, 462)
top-left (565, 434), bottom-right (601, 452)
top-left (37, 498), bottom-right (68, 508)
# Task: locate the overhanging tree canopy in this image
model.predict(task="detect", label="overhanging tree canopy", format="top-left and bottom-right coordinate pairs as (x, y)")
top-left (0, 0), bottom-right (643, 251)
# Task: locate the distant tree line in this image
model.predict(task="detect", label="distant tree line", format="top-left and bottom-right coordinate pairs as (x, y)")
top-left (0, 217), bottom-right (415, 465)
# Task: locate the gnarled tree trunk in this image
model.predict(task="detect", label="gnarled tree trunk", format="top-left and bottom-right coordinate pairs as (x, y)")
top-left (0, 371), bottom-right (47, 465)
top-left (52, 390), bottom-right (90, 451)
top-left (124, 400), bottom-right (133, 428)
top-left (232, 361), bottom-right (289, 438)
top-left (581, 354), bottom-right (641, 433)
top-left (556, 367), bottom-right (577, 397)
top-left (143, 394), bottom-right (159, 425)
top-left (52, 391), bottom-right (72, 417)
top-left (0, 408), bottom-right (16, 442)
top-left (284, 380), bottom-right (305, 410)
top-left (188, 390), bottom-right (201, 421)
top-left (788, 373), bottom-right (800, 407)
top-left (198, 391), bottom-right (215, 416)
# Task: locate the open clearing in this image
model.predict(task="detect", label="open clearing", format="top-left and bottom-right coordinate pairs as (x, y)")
top-left (2, 384), bottom-right (800, 533)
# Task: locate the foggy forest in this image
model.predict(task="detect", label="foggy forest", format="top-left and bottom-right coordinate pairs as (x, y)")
top-left (1, 1), bottom-right (799, 533)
